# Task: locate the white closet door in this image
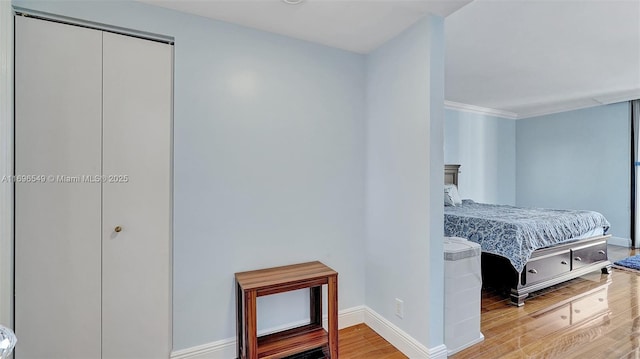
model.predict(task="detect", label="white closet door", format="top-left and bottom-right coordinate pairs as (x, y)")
top-left (15, 16), bottom-right (103, 359)
top-left (101, 32), bottom-right (172, 358)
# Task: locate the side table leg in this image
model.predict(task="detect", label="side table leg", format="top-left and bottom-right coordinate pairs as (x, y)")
top-left (245, 290), bottom-right (258, 359)
top-left (236, 282), bottom-right (243, 359)
top-left (310, 286), bottom-right (322, 326)
top-left (328, 275), bottom-right (338, 358)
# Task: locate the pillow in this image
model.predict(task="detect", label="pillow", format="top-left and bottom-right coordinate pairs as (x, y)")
top-left (450, 186), bottom-right (463, 206)
top-left (444, 186), bottom-right (455, 206)
top-left (444, 184), bottom-right (462, 206)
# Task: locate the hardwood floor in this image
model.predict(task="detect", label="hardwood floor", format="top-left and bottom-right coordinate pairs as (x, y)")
top-left (451, 244), bottom-right (640, 359)
top-left (338, 324), bottom-right (407, 359)
top-left (338, 245), bottom-right (640, 359)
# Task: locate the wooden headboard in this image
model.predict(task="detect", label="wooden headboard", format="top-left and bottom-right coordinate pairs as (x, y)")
top-left (445, 164), bottom-right (460, 186)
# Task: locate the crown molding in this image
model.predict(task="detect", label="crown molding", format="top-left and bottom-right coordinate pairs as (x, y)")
top-left (516, 89), bottom-right (640, 119)
top-left (592, 89), bottom-right (640, 105)
top-left (444, 101), bottom-right (518, 120)
top-left (447, 87), bottom-right (640, 121)
top-left (516, 102), bottom-right (600, 119)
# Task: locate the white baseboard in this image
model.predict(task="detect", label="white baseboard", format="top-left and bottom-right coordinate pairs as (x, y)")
top-left (446, 333), bottom-right (484, 356)
top-left (363, 309), bottom-right (446, 359)
top-left (170, 305), bottom-right (447, 359)
top-left (170, 306), bottom-right (368, 359)
top-left (170, 337), bottom-right (235, 359)
top-left (257, 318), bottom-right (311, 337)
top-left (608, 236), bottom-right (631, 247)
top-left (325, 305), bottom-right (367, 330)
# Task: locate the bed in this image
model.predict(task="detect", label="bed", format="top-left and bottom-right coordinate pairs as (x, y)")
top-left (444, 164), bottom-right (612, 306)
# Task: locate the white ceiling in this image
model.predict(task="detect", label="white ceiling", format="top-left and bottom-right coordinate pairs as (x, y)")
top-left (445, 0), bottom-right (640, 118)
top-left (140, 0), bottom-right (640, 119)
top-left (140, 0), bottom-right (472, 53)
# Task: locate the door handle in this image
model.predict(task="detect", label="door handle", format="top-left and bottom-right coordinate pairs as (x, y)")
top-left (114, 226), bottom-right (122, 233)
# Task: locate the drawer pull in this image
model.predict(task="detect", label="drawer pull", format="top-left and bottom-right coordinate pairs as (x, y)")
top-left (598, 250), bottom-right (606, 255)
top-left (574, 257), bottom-right (582, 262)
top-left (528, 269), bottom-right (538, 274)
top-left (561, 260), bottom-right (568, 265)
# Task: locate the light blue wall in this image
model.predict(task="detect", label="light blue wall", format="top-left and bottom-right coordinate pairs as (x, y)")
top-left (427, 15), bottom-right (446, 348)
top-left (444, 109), bottom-right (516, 205)
top-left (13, 0), bottom-right (367, 350)
top-left (516, 103), bottom-right (630, 241)
top-left (365, 15), bottom-right (444, 347)
top-left (445, 105), bottom-right (629, 241)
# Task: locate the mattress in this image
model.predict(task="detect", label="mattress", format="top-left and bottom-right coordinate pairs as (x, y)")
top-left (444, 200), bottom-right (610, 273)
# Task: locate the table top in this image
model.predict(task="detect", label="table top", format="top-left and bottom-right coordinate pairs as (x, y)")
top-left (235, 261), bottom-right (337, 291)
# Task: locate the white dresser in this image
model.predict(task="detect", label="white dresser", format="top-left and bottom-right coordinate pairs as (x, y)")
top-left (444, 237), bottom-right (484, 355)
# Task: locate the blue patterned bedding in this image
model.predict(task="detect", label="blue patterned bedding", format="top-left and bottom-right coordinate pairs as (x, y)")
top-left (444, 200), bottom-right (610, 273)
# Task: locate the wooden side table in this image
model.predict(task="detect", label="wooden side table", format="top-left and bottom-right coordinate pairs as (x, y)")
top-left (235, 261), bottom-right (338, 359)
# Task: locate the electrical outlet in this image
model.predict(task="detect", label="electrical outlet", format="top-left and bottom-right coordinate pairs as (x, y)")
top-left (395, 298), bottom-right (404, 318)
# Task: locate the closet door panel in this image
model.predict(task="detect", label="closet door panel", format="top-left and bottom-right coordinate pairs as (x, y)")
top-left (102, 32), bottom-right (172, 358)
top-left (14, 16), bottom-right (102, 359)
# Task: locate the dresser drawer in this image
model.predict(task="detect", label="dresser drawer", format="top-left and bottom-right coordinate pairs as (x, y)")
top-left (571, 241), bottom-right (607, 270)
top-left (523, 250), bottom-right (571, 285)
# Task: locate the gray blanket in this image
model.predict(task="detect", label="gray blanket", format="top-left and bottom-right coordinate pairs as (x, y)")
top-left (444, 200), bottom-right (610, 273)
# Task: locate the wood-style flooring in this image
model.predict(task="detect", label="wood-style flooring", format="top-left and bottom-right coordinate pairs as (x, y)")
top-left (451, 244), bottom-right (640, 359)
top-left (340, 245), bottom-right (640, 359)
top-left (338, 324), bottom-right (407, 359)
